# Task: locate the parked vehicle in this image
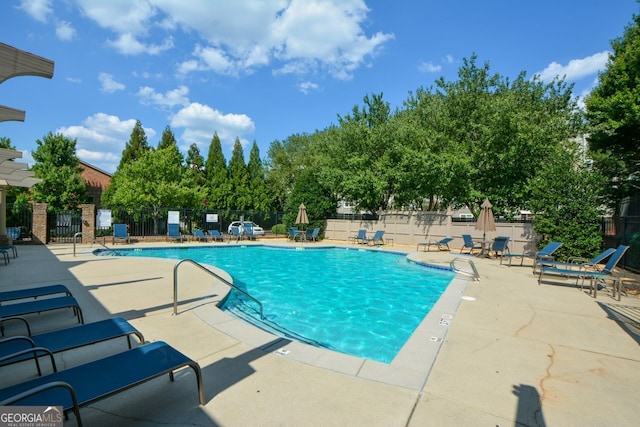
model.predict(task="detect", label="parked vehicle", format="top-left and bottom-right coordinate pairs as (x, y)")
top-left (228, 221), bottom-right (264, 235)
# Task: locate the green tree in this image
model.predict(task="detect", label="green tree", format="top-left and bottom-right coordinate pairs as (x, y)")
top-left (185, 143), bottom-right (205, 186)
top-left (247, 141), bottom-right (270, 211)
top-left (0, 137), bottom-right (29, 204)
top-left (227, 138), bottom-right (250, 210)
top-left (103, 146), bottom-right (205, 232)
top-left (204, 132), bottom-right (230, 210)
top-left (284, 168), bottom-right (336, 232)
top-left (30, 132), bottom-right (88, 210)
top-left (265, 133), bottom-right (315, 211)
top-left (585, 12), bottom-right (640, 205)
top-left (528, 142), bottom-right (607, 259)
top-left (157, 125), bottom-right (178, 150)
top-left (118, 120), bottom-right (150, 170)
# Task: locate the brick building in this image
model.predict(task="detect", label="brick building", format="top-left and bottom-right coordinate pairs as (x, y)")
top-left (80, 160), bottom-right (111, 207)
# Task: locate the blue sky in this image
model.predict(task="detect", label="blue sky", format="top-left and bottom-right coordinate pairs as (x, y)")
top-left (1, 0), bottom-right (638, 174)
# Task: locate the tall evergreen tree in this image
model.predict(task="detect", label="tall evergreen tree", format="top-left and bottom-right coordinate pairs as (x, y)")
top-left (228, 138), bottom-right (250, 210)
top-left (118, 120), bottom-right (150, 170)
top-left (156, 125), bottom-right (183, 164)
top-left (204, 132), bottom-right (230, 210)
top-left (186, 143), bottom-right (205, 186)
top-left (30, 132), bottom-right (88, 210)
top-left (247, 140), bottom-right (270, 211)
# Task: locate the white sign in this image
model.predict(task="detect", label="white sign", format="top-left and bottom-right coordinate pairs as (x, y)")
top-left (206, 214), bottom-right (218, 223)
top-left (97, 209), bottom-right (112, 228)
top-left (168, 211), bottom-right (180, 224)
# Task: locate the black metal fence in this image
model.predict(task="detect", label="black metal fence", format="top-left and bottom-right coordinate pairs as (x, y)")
top-left (5, 203), bottom-right (33, 241)
top-left (603, 195), bottom-right (640, 272)
top-left (98, 207), bottom-right (287, 238)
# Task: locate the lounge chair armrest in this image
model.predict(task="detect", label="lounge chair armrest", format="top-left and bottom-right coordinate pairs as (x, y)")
top-left (0, 316), bottom-right (32, 336)
top-left (0, 381), bottom-right (82, 425)
top-left (0, 335), bottom-right (36, 348)
top-left (0, 346), bottom-right (57, 375)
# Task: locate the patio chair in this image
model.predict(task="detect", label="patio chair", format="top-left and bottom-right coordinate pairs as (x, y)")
top-left (348, 229), bottom-right (367, 244)
top-left (6, 227), bottom-right (21, 241)
top-left (538, 245), bottom-right (630, 300)
top-left (460, 234), bottom-right (482, 255)
top-left (490, 236), bottom-right (510, 260)
top-left (288, 227), bottom-right (299, 241)
top-left (228, 226), bottom-right (242, 242)
top-left (244, 225), bottom-right (259, 240)
top-left (368, 230), bottom-right (386, 246)
top-left (0, 341), bottom-right (205, 425)
top-left (112, 224), bottom-right (130, 245)
top-left (0, 296), bottom-right (84, 325)
top-left (192, 229), bottom-right (208, 242)
top-left (502, 241), bottom-right (564, 267)
top-left (0, 317), bottom-right (145, 367)
top-left (167, 224), bottom-right (184, 242)
top-left (306, 227), bottom-right (320, 242)
top-left (207, 230), bottom-right (224, 242)
top-left (416, 237), bottom-right (453, 252)
top-left (0, 249), bottom-right (9, 265)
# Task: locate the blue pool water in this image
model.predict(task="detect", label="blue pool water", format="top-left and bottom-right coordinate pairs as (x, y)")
top-left (102, 246), bottom-right (454, 363)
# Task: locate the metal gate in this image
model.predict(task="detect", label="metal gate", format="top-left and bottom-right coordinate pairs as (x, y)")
top-left (48, 209), bottom-right (82, 243)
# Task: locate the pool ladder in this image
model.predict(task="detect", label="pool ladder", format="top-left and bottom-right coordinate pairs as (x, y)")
top-left (450, 257), bottom-right (480, 281)
top-left (173, 259), bottom-right (264, 318)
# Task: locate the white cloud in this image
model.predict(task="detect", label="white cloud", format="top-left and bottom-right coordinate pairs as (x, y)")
top-left (418, 62), bottom-right (441, 73)
top-left (98, 73), bottom-right (125, 93)
top-left (107, 33), bottom-right (174, 56)
top-left (170, 102), bottom-right (255, 152)
top-left (57, 113), bottom-right (156, 173)
top-left (69, 0), bottom-right (392, 79)
top-left (137, 85), bottom-right (190, 108)
top-left (55, 21), bottom-right (76, 40)
top-left (298, 81), bottom-right (319, 94)
top-left (536, 51), bottom-right (611, 82)
top-left (18, 0), bottom-right (53, 22)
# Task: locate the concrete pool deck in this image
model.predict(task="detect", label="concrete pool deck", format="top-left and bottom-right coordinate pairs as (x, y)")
top-left (1, 240), bottom-right (639, 426)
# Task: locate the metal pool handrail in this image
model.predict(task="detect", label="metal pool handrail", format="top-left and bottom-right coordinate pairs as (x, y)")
top-left (73, 232), bottom-right (121, 256)
top-left (173, 258), bottom-right (264, 318)
top-left (450, 257), bottom-right (480, 281)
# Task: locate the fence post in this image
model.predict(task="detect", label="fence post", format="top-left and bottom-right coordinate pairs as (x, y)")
top-left (31, 202), bottom-right (48, 244)
top-left (81, 204), bottom-right (96, 241)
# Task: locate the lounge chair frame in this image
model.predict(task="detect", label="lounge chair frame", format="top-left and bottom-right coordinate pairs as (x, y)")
top-left (417, 237), bottom-right (453, 252)
top-left (0, 341), bottom-right (206, 426)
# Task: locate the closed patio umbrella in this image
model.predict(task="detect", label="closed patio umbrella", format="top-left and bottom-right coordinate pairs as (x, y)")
top-left (475, 198), bottom-right (496, 241)
top-left (296, 203), bottom-right (309, 227)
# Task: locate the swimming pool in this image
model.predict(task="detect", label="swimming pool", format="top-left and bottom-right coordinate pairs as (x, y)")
top-left (102, 245), bottom-right (455, 363)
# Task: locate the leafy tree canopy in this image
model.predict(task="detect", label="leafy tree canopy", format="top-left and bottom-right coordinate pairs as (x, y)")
top-left (30, 132), bottom-right (88, 210)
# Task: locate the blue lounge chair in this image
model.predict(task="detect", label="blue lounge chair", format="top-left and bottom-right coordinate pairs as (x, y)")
top-left (6, 227), bottom-right (21, 241)
top-left (192, 229), bottom-right (208, 242)
top-left (112, 223), bottom-right (130, 244)
top-left (349, 229), bottom-right (367, 244)
top-left (503, 241), bottom-right (564, 267)
top-left (536, 247), bottom-right (616, 272)
top-left (417, 237), bottom-right (453, 252)
top-left (3, 227), bottom-right (20, 257)
top-left (490, 236), bottom-right (510, 259)
top-left (1, 317), bottom-right (145, 367)
top-left (167, 223), bottom-right (184, 242)
top-left (0, 341), bottom-right (205, 424)
top-left (460, 234), bottom-right (482, 255)
top-left (538, 245), bottom-right (629, 299)
top-left (368, 230), bottom-right (386, 246)
top-left (0, 249), bottom-right (9, 265)
top-left (207, 230), bottom-right (224, 242)
top-left (0, 284), bottom-right (72, 303)
top-left (0, 296), bottom-right (84, 325)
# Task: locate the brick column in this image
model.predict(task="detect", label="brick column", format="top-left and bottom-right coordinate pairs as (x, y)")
top-left (31, 202), bottom-right (48, 244)
top-left (81, 204), bottom-right (95, 241)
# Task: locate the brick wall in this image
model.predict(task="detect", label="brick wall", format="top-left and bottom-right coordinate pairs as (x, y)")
top-left (80, 162), bottom-right (111, 207)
